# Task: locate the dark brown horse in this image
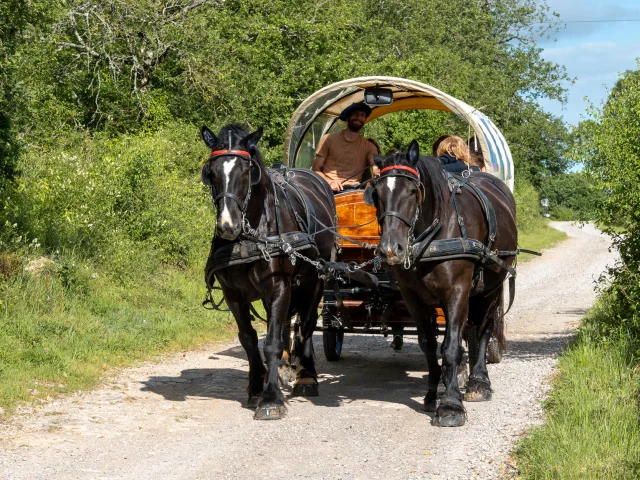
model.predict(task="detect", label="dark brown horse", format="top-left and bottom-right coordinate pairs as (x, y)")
top-left (200, 124), bottom-right (336, 420)
top-left (368, 140), bottom-right (517, 427)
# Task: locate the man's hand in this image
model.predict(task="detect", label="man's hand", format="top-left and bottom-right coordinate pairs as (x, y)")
top-left (329, 180), bottom-right (343, 192)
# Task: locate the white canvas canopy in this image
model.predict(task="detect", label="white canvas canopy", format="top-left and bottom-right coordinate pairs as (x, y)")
top-left (283, 76), bottom-right (514, 191)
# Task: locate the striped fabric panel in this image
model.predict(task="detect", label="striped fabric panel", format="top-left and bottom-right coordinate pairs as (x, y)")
top-left (471, 111), bottom-right (514, 184)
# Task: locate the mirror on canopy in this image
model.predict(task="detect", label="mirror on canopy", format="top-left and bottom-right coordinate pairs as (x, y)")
top-left (364, 87), bottom-right (394, 106)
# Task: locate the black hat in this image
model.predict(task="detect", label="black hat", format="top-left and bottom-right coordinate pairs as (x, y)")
top-left (339, 102), bottom-right (373, 121)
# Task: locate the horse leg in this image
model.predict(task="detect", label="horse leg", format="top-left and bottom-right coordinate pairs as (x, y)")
top-left (433, 293), bottom-right (469, 427)
top-left (291, 278), bottom-right (323, 397)
top-left (254, 282), bottom-right (290, 420)
top-left (226, 295), bottom-right (266, 409)
top-left (465, 288), bottom-right (501, 402)
top-left (278, 311), bottom-right (297, 386)
top-left (399, 287), bottom-right (440, 412)
top-left (419, 315), bottom-right (441, 413)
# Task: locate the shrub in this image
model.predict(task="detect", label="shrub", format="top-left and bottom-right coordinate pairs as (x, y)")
top-left (514, 177), bottom-right (544, 233)
top-left (577, 65), bottom-right (640, 346)
top-left (550, 205), bottom-right (576, 221)
top-left (5, 122), bottom-right (215, 278)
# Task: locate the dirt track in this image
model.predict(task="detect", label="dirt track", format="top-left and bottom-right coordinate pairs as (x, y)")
top-left (0, 222), bottom-right (617, 479)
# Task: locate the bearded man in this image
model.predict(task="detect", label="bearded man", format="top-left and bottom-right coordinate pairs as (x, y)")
top-left (312, 102), bottom-right (379, 192)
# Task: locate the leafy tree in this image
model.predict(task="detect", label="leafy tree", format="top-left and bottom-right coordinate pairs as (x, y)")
top-left (12, 0), bottom-right (572, 166)
top-left (504, 101), bottom-right (573, 187)
top-left (577, 63), bottom-right (640, 336)
top-left (0, 0), bottom-right (50, 183)
top-left (538, 172), bottom-right (601, 220)
top-left (3, 0), bottom-right (576, 264)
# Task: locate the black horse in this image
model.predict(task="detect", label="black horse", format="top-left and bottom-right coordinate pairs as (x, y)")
top-left (200, 124), bottom-right (336, 420)
top-left (367, 140), bottom-right (517, 427)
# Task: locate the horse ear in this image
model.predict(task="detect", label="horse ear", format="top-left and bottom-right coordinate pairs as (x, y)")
top-left (241, 127), bottom-right (264, 155)
top-left (407, 140), bottom-right (420, 166)
top-left (373, 154), bottom-right (385, 170)
top-left (201, 162), bottom-right (212, 186)
top-left (201, 126), bottom-right (217, 149)
top-left (363, 185), bottom-right (377, 206)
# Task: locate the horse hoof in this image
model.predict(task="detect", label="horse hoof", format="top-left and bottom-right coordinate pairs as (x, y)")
top-left (278, 366), bottom-right (296, 385)
top-left (424, 399), bottom-right (437, 413)
top-left (464, 390), bottom-right (492, 402)
top-left (464, 380), bottom-right (492, 402)
top-left (292, 383), bottom-right (319, 397)
top-left (390, 335), bottom-right (403, 351)
top-left (431, 413), bottom-right (466, 427)
top-left (253, 404), bottom-right (287, 420)
top-left (246, 395), bottom-right (262, 409)
top-left (424, 392), bottom-right (438, 413)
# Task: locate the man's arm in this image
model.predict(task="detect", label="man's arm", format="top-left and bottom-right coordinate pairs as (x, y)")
top-left (367, 142), bottom-right (380, 176)
top-left (312, 135), bottom-right (343, 191)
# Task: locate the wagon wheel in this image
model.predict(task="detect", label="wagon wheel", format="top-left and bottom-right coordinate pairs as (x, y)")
top-left (323, 329), bottom-right (344, 362)
top-left (486, 339), bottom-right (503, 364)
top-left (487, 296), bottom-right (505, 363)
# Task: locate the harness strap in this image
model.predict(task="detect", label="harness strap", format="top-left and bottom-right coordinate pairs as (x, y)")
top-left (270, 169), bottom-right (317, 235)
top-left (414, 238), bottom-right (517, 277)
top-left (451, 193), bottom-right (468, 239)
top-left (205, 232), bottom-right (318, 282)
top-left (269, 173), bottom-right (282, 237)
top-left (202, 287), bottom-right (267, 322)
top-left (412, 220), bottom-right (442, 259)
top-left (284, 180), bottom-right (315, 233)
top-left (464, 181), bottom-right (497, 251)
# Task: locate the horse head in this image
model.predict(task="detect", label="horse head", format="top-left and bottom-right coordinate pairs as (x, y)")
top-left (200, 125), bottom-right (264, 240)
top-left (365, 140), bottom-right (425, 265)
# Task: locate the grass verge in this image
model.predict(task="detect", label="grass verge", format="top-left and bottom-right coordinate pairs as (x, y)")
top-left (0, 258), bottom-right (238, 418)
top-left (518, 221), bottom-right (568, 262)
top-left (514, 301), bottom-right (640, 479)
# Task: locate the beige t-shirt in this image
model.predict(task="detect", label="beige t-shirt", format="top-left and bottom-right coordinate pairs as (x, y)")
top-left (312, 130), bottom-right (377, 186)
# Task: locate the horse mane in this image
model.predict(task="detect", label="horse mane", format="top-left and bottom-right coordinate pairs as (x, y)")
top-left (215, 124), bottom-right (266, 168)
top-left (379, 151), bottom-right (448, 222)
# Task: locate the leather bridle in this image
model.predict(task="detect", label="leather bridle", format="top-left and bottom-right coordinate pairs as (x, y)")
top-left (374, 165), bottom-right (425, 227)
top-left (370, 164), bottom-right (425, 268)
top-left (205, 149), bottom-right (261, 234)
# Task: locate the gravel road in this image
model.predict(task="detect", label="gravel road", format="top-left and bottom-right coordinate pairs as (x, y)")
top-left (0, 222), bottom-right (617, 480)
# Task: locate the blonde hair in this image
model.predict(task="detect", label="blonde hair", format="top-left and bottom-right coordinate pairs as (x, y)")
top-left (436, 136), bottom-right (470, 164)
top-left (467, 137), bottom-right (485, 169)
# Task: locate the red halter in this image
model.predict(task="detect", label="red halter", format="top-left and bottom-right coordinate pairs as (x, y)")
top-left (380, 165), bottom-right (420, 178)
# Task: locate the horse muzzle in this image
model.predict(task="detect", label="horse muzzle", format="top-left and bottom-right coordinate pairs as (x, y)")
top-left (217, 221), bottom-right (241, 241)
top-left (377, 241), bottom-right (405, 265)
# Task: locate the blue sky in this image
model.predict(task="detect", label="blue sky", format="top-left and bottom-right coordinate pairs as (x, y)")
top-left (538, 0), bottom-right (640, 126)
